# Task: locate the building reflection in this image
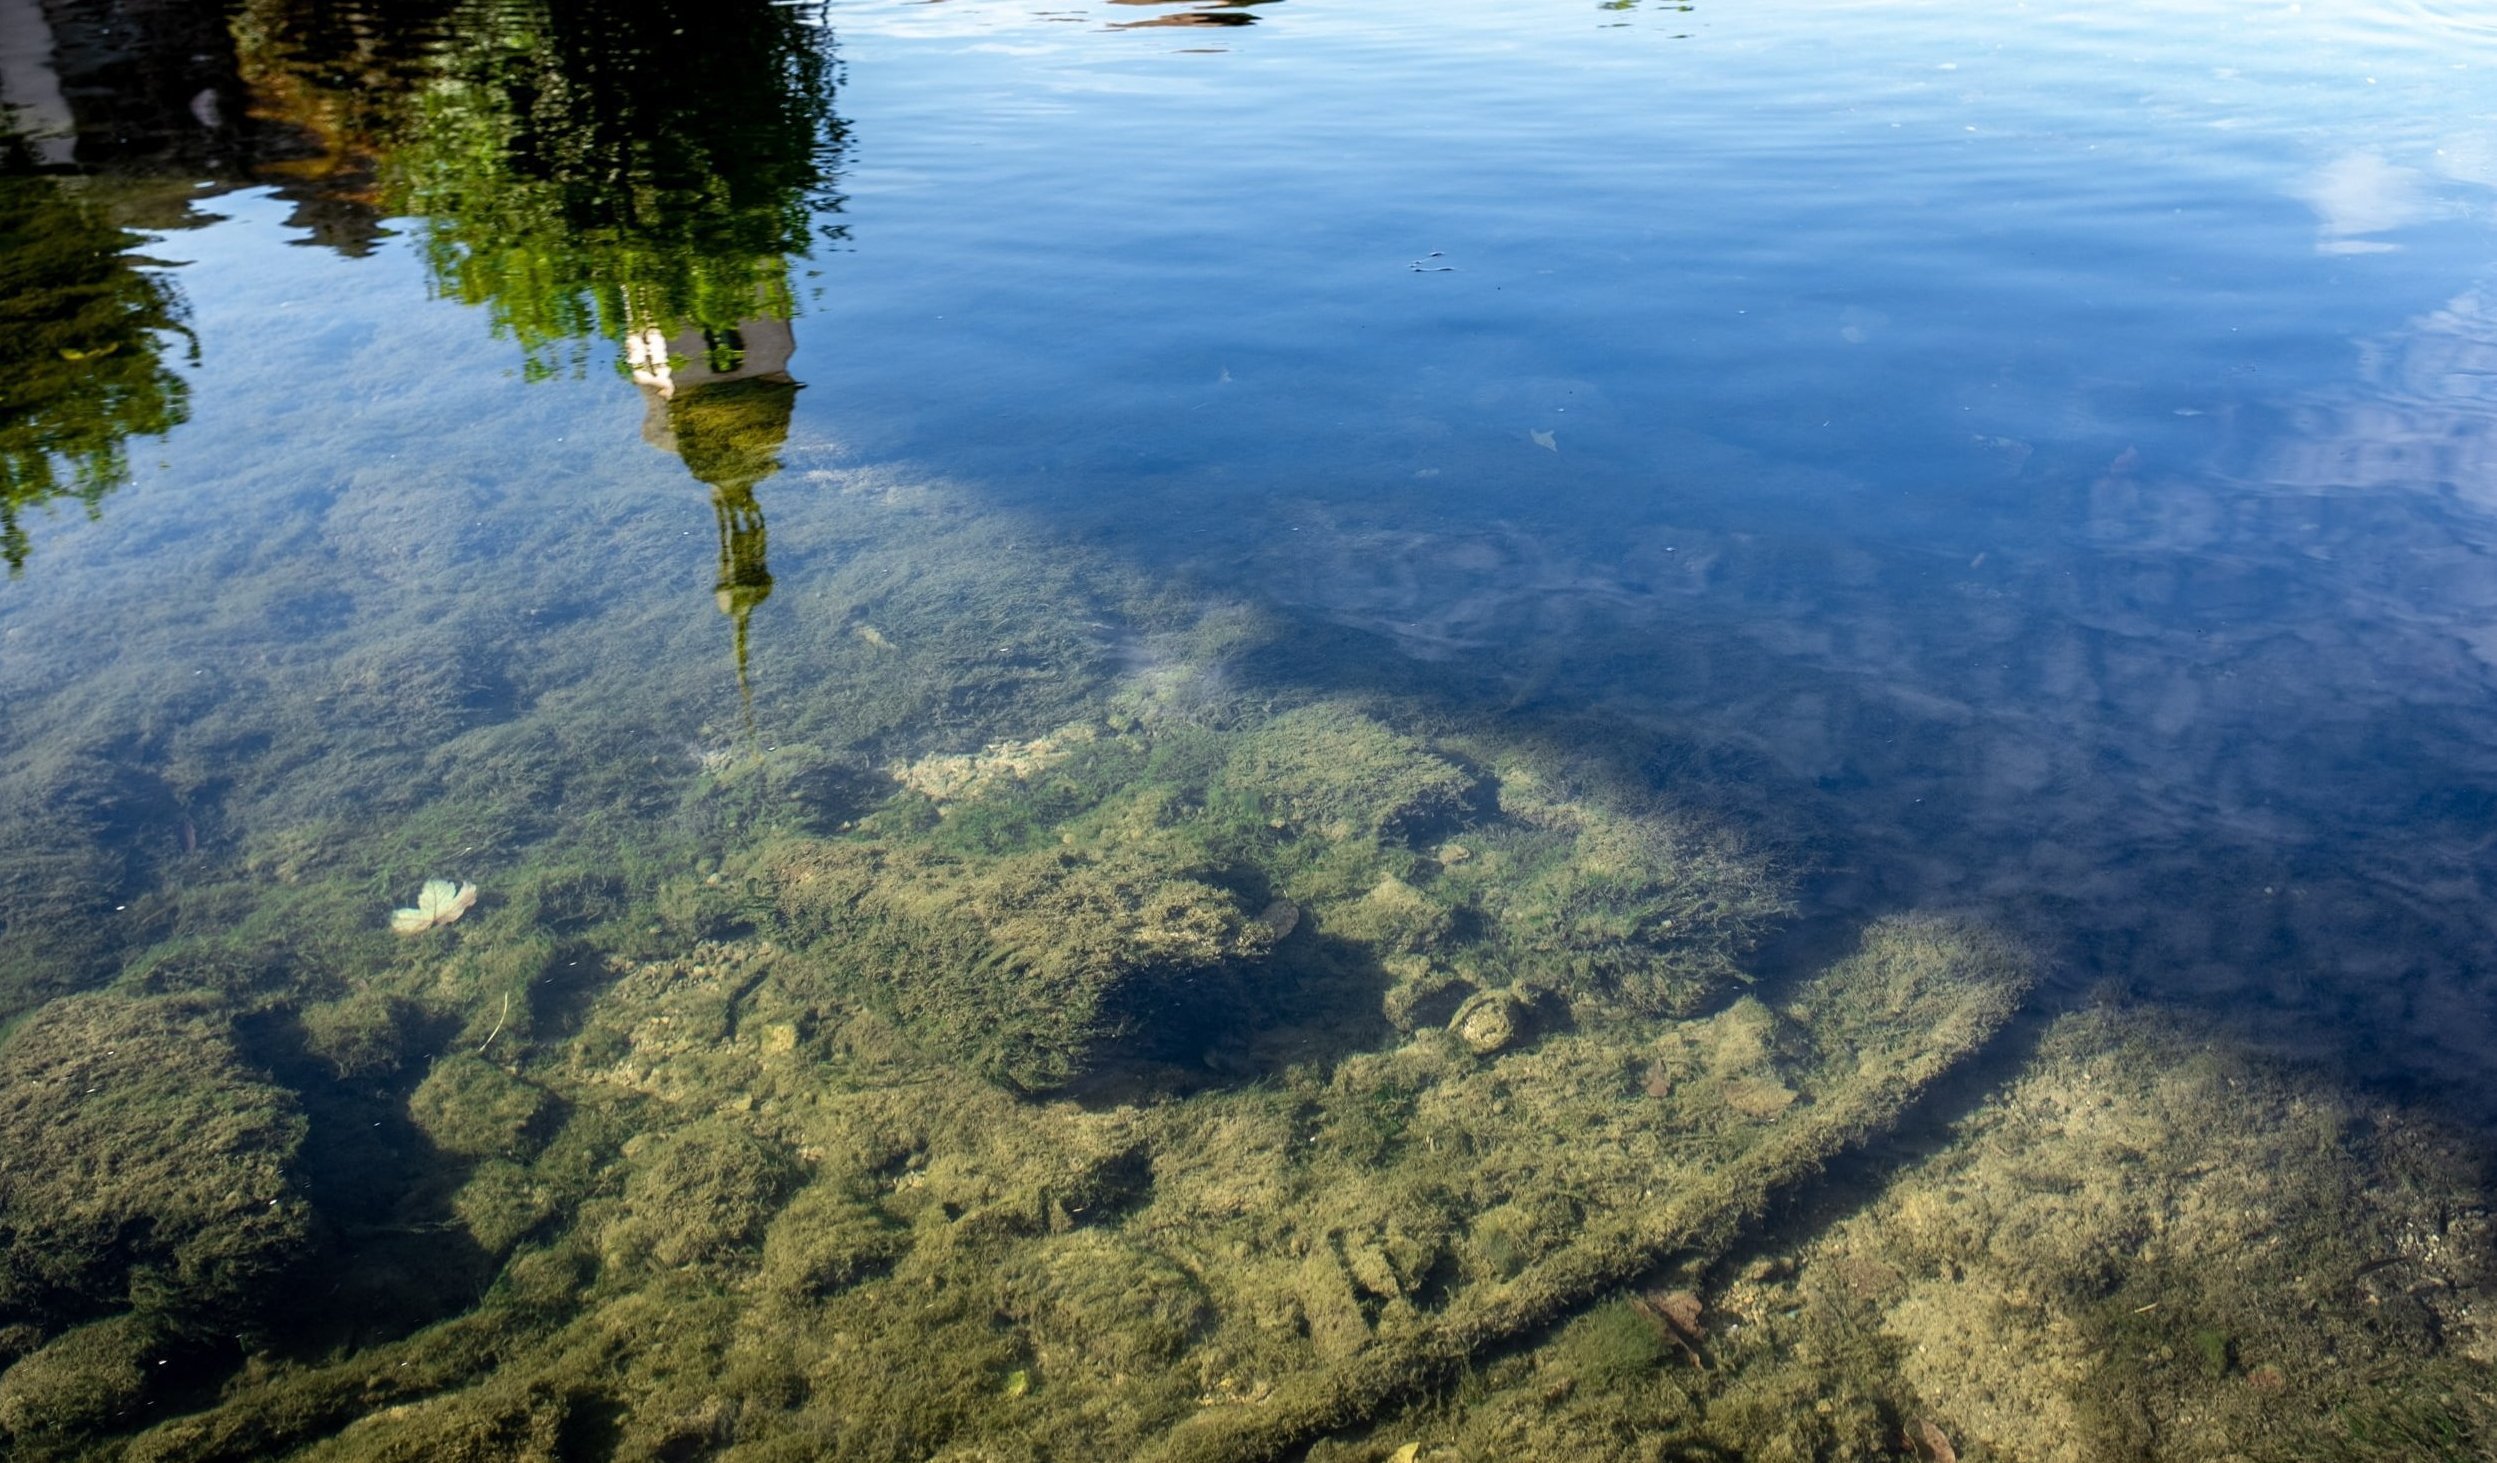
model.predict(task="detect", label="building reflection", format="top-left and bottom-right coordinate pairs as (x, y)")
top-left (631, 318), bottom-right (801, 710)
top-left (0, 0), bottom-right (839, 657)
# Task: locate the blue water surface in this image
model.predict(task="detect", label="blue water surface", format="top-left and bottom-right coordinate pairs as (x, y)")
top-left (792, 0), bottom-right (2497, 1092)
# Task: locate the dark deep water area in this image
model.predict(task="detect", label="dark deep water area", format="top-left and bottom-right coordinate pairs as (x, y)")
top-left (5, 0), bottom-right (2497, 1458)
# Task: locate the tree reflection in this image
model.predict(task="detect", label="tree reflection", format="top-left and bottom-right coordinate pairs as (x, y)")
top-left (225, 0), bottom-right (842, 684)
top-left (378, 0), bottom-right (845, 381)
top-left (228, 0), bottom-right (465, 253)
top-left (6, 0), bottom-right (841, 658)
top-left (0, 136), bottom-right (194, 577)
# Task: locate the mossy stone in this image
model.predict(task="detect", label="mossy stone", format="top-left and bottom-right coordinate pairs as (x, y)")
top-left (1001, 1232), bottom-right (1210, 1371)
top-left (1226, 706), bottom-right (1477, 843)
top-left (605, 1120), bottom-right (799, 1272)
top-left (0, 991), bottom-right (311, 1330)
top-left (0, 1313), bottom-right (168, 1444)
top-left (759, 1182), bottom-right (907, 1298)
top-left (769, 839), bottom-right (1273, 1091)
top-left (1449, 990), bottom-right (1525, 1055)
top-left (299, 990), bottom-right (422, 1080)
top-left (408, 1054), bottom-right (554, 1161)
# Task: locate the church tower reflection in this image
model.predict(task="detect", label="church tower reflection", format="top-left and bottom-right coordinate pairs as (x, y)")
top-left (630, 318), bottom-right (800, 712)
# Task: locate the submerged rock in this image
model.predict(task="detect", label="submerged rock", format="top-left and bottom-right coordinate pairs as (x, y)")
top-left (1346, 994), bottom-right (2497, 1463)
top-left (1450, 989), bottom-right (1527, 1055)
top-left (94, 704), bottom-right (2037, 1463)
top-left (1381, 962), bottom-right (1475, 1033)
top-left (767, 838), bottom-right (1277, 1092)
top-left (0, 992), bottom-right (313, 1339)
top-left (1227, 703), bottom-right (1479, 842)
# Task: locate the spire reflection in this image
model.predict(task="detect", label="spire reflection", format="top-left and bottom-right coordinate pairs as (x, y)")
top-left (631, 318), bottom-right (802, 715)
top-left (0, 0), bottom-right (842, 656)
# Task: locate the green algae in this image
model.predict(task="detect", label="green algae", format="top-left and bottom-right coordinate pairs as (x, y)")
top-left (56, 837), bottom-right (2021, 1462)
top-left (0, 400), bottom-right (2033, 1458)
top-left (764, 834), bottom-right (1282, 1093)
top-left (0, 597), bottom-right (2032, 1463)
top-left (0, 1312), bottom-right (173, 1446)
top-left (0, 991), bottom-right (313, 1336)
top-left (0, 375), bottom-right (2476, 1461)
top-left (1227, 705), bottom-right (1480, 843)
top-left (0, 5), bottom-right (2484, 1458)
top-left (1314, 1005), bottom-right (2497, 1463)
top-left (1, 451), bottom-right (2477, 1463)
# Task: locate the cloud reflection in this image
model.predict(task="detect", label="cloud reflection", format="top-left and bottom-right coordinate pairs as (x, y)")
top-left (2299, 151), bottom-right (2425, 254)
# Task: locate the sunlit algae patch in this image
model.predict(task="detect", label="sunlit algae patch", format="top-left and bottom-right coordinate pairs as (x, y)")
top-left (1309, 1006), bottom-right (2497, 1463)
top-left (0, 681), bottom-right (2060, 1463)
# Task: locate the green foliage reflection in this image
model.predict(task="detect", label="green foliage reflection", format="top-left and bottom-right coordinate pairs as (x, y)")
top-left (0, 146), bottom-right (194, 576)
top-left (380, 0), bottom-right (845, 378)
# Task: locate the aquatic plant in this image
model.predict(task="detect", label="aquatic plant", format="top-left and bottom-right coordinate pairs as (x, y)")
top-left (78, 757), bottom-right (2030, 1462)
top-left (1323, 1005), bottom-right (2497, 1463)
top-left (767, 834), bottom-right (1279, 1091)
top-left (12, 401), bottom-right (2460, 1462)
top-left (0, 991), bottom-right (313, 1393)
top-left (1226, 704), bottom-right (1480, 843)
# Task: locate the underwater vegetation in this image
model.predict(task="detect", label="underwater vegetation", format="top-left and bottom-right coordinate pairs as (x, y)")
top-left (0, 990), bottom-right (314, 1450)
top-left (0, 991), bottom-right (312, 1339)
top-left (0, 445), bottom-right (2483, 1460)
top-left (0, 657), bottom-right (2033, 1460)
top-left (1311, 1006), bottom-right (2497, 1463)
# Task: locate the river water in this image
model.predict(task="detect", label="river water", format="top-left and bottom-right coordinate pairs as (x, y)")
top-left (3, 0), bottom-right (2495, 1457)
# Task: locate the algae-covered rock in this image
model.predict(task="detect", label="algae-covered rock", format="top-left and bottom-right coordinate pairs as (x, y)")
top-left (106, 904), bottom-right (2031, 1463)
top-left (449, 1161), bottom-right (562, 1257)
top-left (1330, 1001), bottom-right (2495, 1463)
top-left (1380, 962), bottom-right (1474, 1034)
top-left (603, 1119), bottom-right (799, 1272)
top-left (769, 839), bottom-right (1277, 1090)
top-left (999, 1232), bottom-right (1211, 1372)
top-left (299, 989), bottom-right (424, 1080)
top-left (298, 1377), bottom-right (575, 1463)
top-left (0, 991), bottom-right (312, 1333)
top-left (759, 1182), bottom-right (908, 1299)
top-left (1326, 875), bottom-right (1454, 956)
top-left (1448, 989), bottom-right (1525, 1055)
top-left (84, 689), bottom-right (2039, 1463)
top-left (0, 1312), bottom-right (169, 1445)
top-left (895, 724), bottom-right (1100, 806)
top-left (1824, 1007), bottom-right (2496, 1463)
top-left (1227, 705), bottom-right (1478, 843)
top-left (1121, 913), bottom-right (2028, 1463)
top-left (408, 1053), bottom-right (556, 1160)
top-left (1443, 765), bottom-right (1789, 1018)
top-left (0, 750), bottom-right (177, 1014)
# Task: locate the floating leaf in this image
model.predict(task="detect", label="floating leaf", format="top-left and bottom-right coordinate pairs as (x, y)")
top-left (391, 878), bottom-right (478, 934)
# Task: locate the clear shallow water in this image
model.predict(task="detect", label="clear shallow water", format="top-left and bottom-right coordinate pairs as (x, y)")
top-left (809, 0), bottom-right (2497, 1092)
top-left (20, 0), bottom-right (2497, 1081)
top-left (5, 0), bottom-right (2497, 1453)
